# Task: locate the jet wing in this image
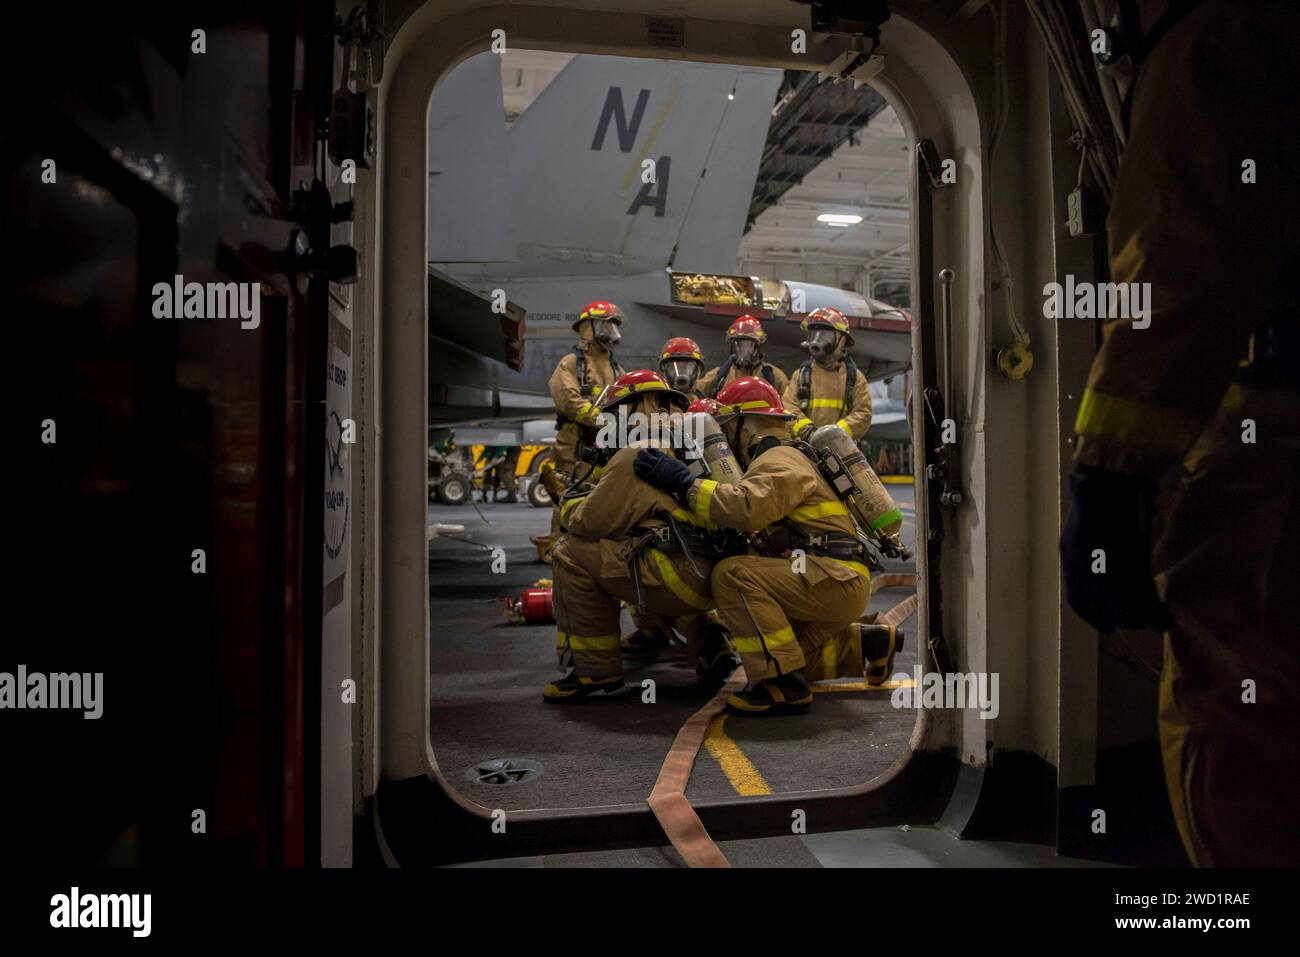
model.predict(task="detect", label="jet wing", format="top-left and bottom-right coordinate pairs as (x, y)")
top-left (865, 411), bottom-right (911, 443)
top-left (638, 299), bottom-right (911, 380)
top-left (428, 266), bottom-right (526, 371)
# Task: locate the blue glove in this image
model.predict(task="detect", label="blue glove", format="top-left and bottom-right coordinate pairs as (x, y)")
top-left (1060, 466), bottom-right (1172, 633)
top-left (634, 447), bottom-right (695, 498)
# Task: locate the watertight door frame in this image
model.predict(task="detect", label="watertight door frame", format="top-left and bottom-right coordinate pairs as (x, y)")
top-left (356, 1), bottom-right (1021, 863)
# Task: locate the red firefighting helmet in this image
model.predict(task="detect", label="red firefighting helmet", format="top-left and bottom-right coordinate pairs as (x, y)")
top-left (686, 397), bottom-right (720, 416)
top-left (725, 315), bottom-right (767, 344)
top-left (597, 369), bottom-right (689, 412)
top-left (800, 306), bottom-right (854, 346)
top-left (659, 337), bottom-right (703, 365)
top-left (713, 376), bottom-right (795, 420)
top-left (573, 300), bottom-right (625, 332)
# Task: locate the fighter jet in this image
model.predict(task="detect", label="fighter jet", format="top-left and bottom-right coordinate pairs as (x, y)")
top-left (426, 52), bottom-right (912, 440)
top-left (865, 376), bottom-right (911, 442)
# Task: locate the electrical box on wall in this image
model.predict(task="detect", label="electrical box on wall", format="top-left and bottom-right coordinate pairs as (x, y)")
top-left (1066, 186), bottom-right (1106, 237)
top-left (329, 90), bottom-right (376, 169)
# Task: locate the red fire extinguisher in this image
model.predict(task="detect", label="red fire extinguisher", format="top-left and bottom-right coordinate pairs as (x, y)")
top-left (506, 587), bottom-right (554, 624)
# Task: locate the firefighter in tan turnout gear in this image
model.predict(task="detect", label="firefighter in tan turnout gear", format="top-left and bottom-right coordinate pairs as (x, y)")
top-left (616, 336), bottom-right (714, 654)
top-left (545, 370), bottom-right (739, 702)
top-left (696, 315), bottom-right (789, 398)
top-left (533, 300), bottom-right (625, 561)
top-left (635, 376), bottom-right (884, 715)
top-left (1060, 0), bottom-right (1300, 867)
top-left (658, 337), bottom-right (706, 401)
top-left (784, 307), bottom-right (872, 440)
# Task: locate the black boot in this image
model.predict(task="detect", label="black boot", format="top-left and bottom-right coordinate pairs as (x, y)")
top-left (695, 625), bottom-right (740, 686)
top-left (725, 670), bottom-right (813, 715)
top-left (861, 623), bottom-right (905, 687)
top-left (620, 625), bottom-right (673, 655)
top-left (543, 671), bottom-right (624, 703)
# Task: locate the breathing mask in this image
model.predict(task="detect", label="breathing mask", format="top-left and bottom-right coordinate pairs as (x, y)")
top-left (731, 339), bottom-right (759, 368)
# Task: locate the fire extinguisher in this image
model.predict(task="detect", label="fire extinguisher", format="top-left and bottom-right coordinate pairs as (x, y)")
top-left (506, 586), bottom-right (554, 624)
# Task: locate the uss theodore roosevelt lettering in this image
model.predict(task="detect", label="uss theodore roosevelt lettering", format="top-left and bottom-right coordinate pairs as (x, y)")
top-left (0, 666), bottom-right (103, 718)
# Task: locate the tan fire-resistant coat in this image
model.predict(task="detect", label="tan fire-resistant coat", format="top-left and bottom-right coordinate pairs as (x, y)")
top-left (697, 361), bottom-right (789, 400)
top-left (549, 343), bottom-right (618, 429)
top-left (783, 359), bottom-right (872, 439)
top-left (688, 424), bottom-right (870, 681)
top-left (553, 446), bottom-right (718, 677)
top-left (545, 337), bottom-right (620, 537)
top-left (1070, 0), bottom-right (1300, 866)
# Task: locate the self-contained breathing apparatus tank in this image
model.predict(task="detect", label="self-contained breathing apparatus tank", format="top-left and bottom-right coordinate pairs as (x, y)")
top-left (806, 424), bottom-right (912, 561)
top-left (681, 412), bottom-right (743, 484)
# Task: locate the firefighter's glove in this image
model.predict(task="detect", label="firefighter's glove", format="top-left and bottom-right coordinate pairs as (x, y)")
top-left (1059, 466), bottom-right (1172, 634)
top-left (634, 448), bottom-right (694, 499)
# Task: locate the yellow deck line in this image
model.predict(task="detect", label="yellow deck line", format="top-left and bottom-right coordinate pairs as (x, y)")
top-left (702, 680), bottom-right (918, 796)
top-left (811, 678), bottom-right (917, 693)
top-left (703, 714), bottom-right (772, 796)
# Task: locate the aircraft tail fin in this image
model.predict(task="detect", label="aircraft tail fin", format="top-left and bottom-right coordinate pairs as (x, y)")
top-left (428, 53), bottom-right (783, 275)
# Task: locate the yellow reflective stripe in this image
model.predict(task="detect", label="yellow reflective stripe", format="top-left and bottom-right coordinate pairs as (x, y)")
top-left (718, 399), bottom-right (777, 415)
top-left (793, 417), bottom-right (814, 433)
top-left (732, 626), bottom-right (797, 657)
top-left (558, 631), bottom-right (621, 651)
top-left (809, 398), bottom-right (845, 410)
top-left (786, 500), bottom-right (849, 523)
top-left (764, 627), bottom-right (797, 652)
top-left (827, 558), bottom-right (872, 581)
top-left (1220, 381), bottom-right (1300, 420)
top-left (560, 495), bottom-right (586, 521)
top-left (1074, 387), bottom-right (1203, 455)
top-left (821, 642), bottom-right (837, 678)
top-left (835, 419), bottom-right (851, 434)
top-left (613, 381), bottom-right (669, 400)
top-left (694, 479), bottom-right (717, 528)
top-left (649, 549), bottom-right (712, 611)
top-left (669, 507), bottom-right (702, 527)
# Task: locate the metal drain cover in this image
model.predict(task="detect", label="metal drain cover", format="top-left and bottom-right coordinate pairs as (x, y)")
top-left (465, 757), bottom-right (544, 786)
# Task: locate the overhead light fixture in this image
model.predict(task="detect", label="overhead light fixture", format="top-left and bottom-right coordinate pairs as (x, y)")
top-left (817, 213), bottom-right (863, 225)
